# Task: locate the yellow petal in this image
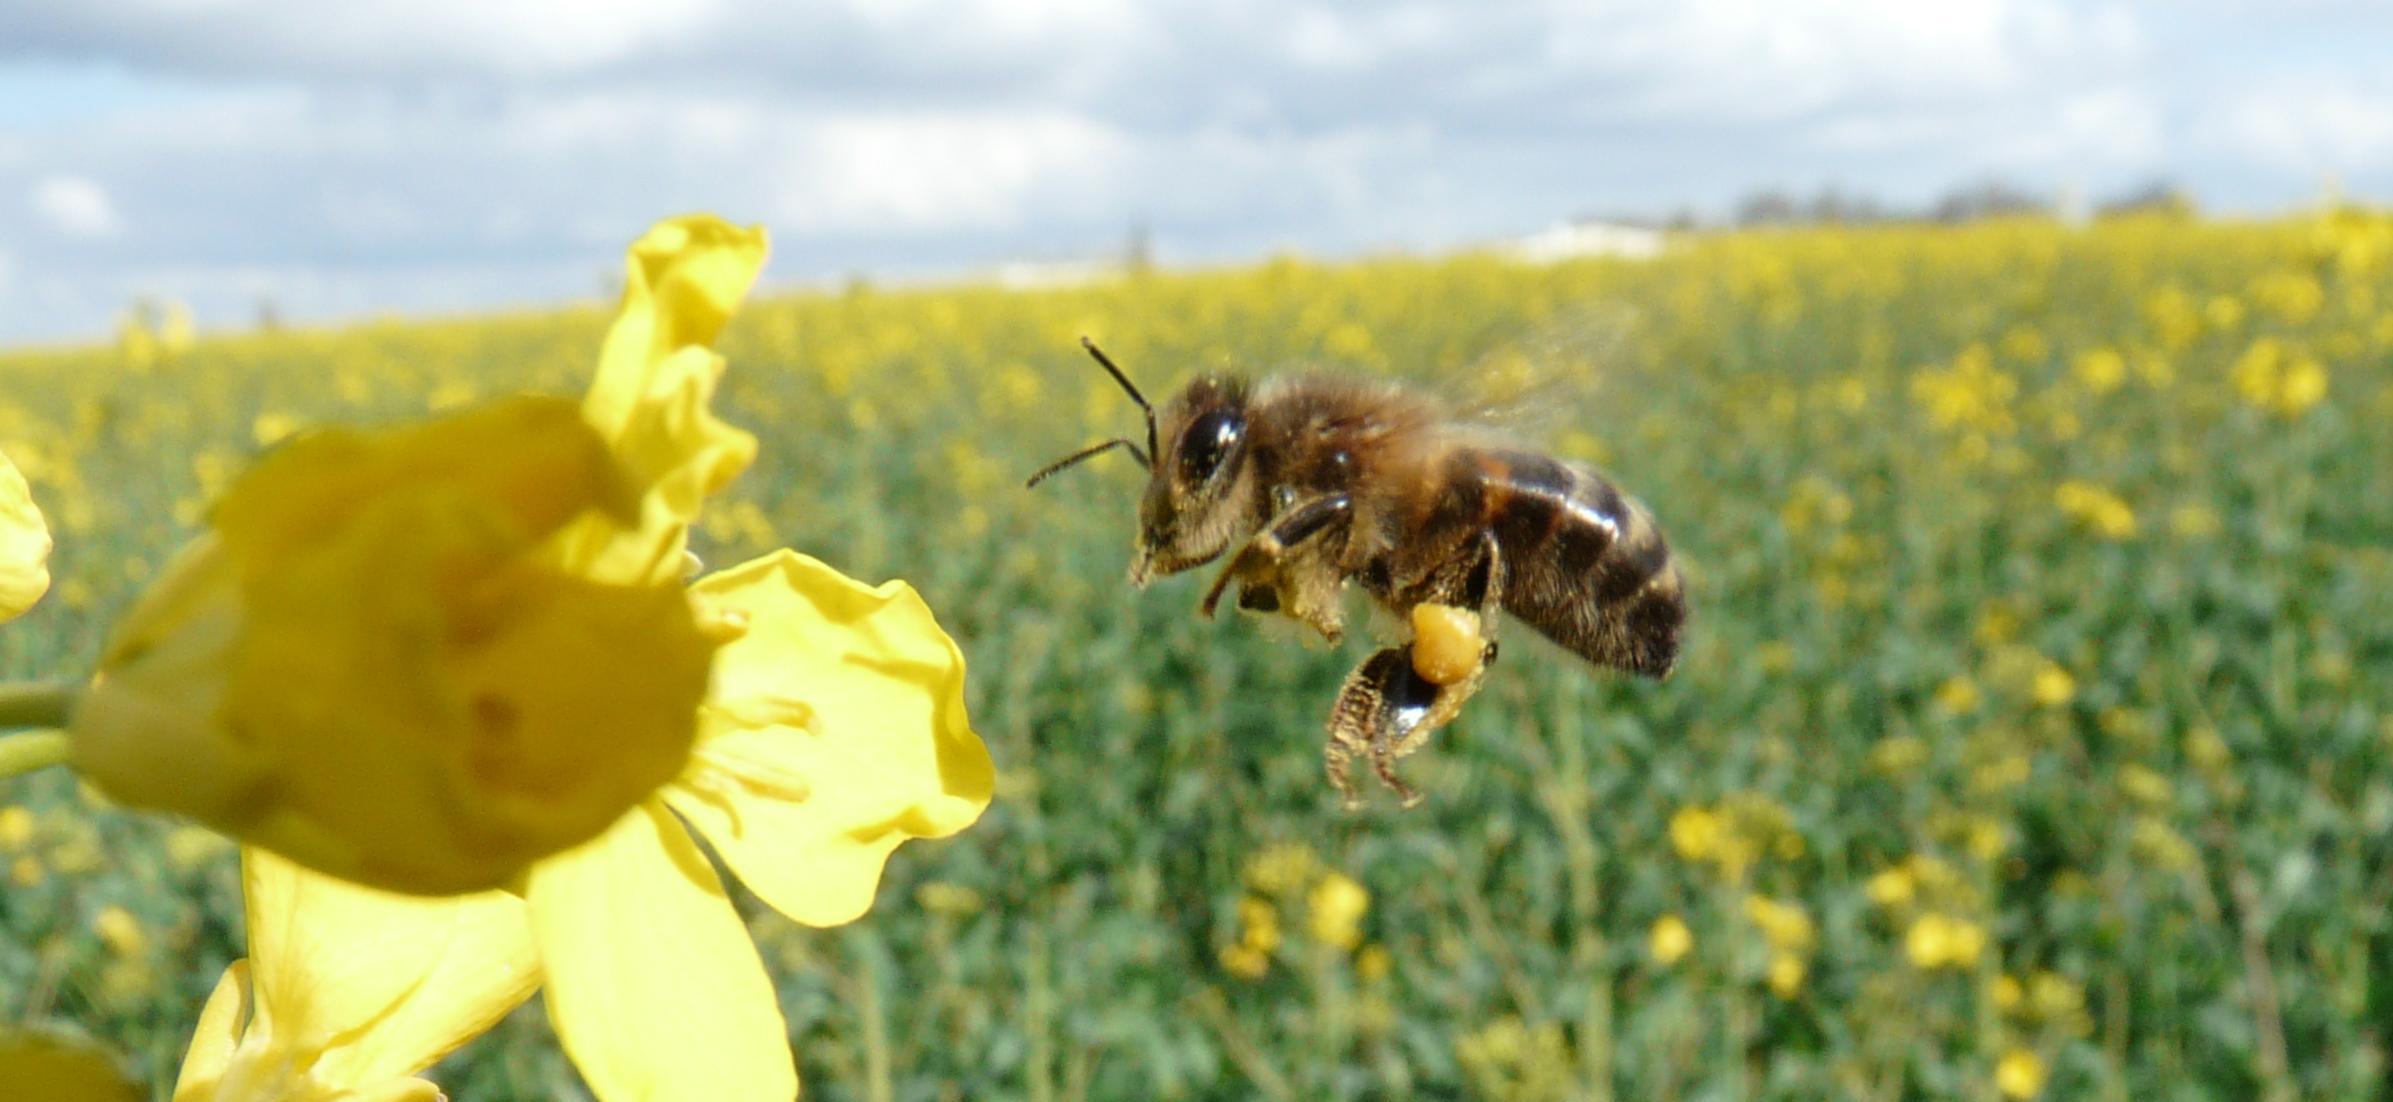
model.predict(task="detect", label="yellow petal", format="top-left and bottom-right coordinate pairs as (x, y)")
top-left (0, 447), bottom-right (51, 620)
top-left (0, 1029), bottom-right (141, 1102)
top-left (560, 215), bottom-right (767, 586)
top-left (173, 962), bottom-right (252, 1102)
top-left (212, 396), bottom-right (628, 574)
top-left (242, 848), bottom-right (538, 1081)
top-left (526, 802), bottom-right (795, 1102)
top-left (586, 216), bottom-right (768, 433)
top-left (670, 550), bottom-right (993, 926)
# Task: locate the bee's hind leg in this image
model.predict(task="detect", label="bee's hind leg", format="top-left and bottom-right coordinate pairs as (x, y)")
top-left (1385, 532), bottom-right (1507, 761)
top-left (1326, 646), bottom-right (1440, 808)
top-left (1325, 534), bottom-right (1510, 808)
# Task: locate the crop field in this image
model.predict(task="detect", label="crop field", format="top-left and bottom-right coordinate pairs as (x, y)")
top-left (2, 211), bottom-right (2390, 1100)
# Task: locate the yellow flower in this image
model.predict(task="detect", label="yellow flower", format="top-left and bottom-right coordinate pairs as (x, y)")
top-left (2030, 661), bottom-right (2076, 708)
top-left (2054, 481), bottom-right (2136, 540)
top-left (0, 447), bottom-right (50, 621)
top-left (1669, 806), bottom-right (1722, 862)
top-left (1648, 915), bottom-right (1693, 965)
top-left (202, 547), bottom-right (992, 1102)
top-left (1237, 895), bottom-right (1283, 955)
top-left (2071, 347), bottom-right (2126, 393)
top-left (1308, 872), bottom-right (1370, 950)
top-left (174, 849), bottom-right (540, 1102)
top-left (1995, 1048), bottom-right (2048, 1099)
top-left (2117, 764), bottom-right (2172, 806)
top-left (2230, 338), bottom-right (2328, 417)
top-left (71, 216), bottom-right (763, 895)
top-left (1743, 894), bottom-right (1816, 953)
top-left (94, 905), bottom-right (146, 957)
top-left (1219, 943), bottom-right (1270, 980)
top-left (0, 1030), bottom-right (141, 1102)
top-left (1766, 952), bottom-right (1806, 997)
top-left (1904, 913), bottom-right (1987, 970)
top-left (1865, 867), bottom-right (1915, 908)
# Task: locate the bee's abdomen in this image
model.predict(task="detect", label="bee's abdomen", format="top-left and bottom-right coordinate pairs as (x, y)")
top-left (1467, 448), bottom-right (1683, 678)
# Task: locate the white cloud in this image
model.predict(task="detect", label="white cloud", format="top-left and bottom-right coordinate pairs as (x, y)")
top-left (1548, 0), bottom-right (2141, 123)
top-left (2203, 79), bottom-right (2393, 174)
top-left (773, 112), bottom-right (1129, 234)
top-left (4, 0), bottom-right (724, 79)
top-left (30, 174), bottom-right (123, 237)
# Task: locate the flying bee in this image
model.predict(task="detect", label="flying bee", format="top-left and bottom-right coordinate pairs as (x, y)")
top-left (1029, 338), bottom-right (1685, 807)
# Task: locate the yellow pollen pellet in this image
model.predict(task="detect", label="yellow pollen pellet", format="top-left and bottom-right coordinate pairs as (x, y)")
top-left (1410, 604), bottom-right (1485, 686)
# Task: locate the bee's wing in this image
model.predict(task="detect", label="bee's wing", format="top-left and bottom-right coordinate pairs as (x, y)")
top-left (1432, 303), bottom-right (1637, 440)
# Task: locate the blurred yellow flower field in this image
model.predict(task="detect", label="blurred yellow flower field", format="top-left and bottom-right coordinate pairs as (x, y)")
top-left (2, 208), bottom-right (2389, 1099)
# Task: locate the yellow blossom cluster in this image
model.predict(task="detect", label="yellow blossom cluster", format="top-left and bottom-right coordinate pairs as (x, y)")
top-left (2054, 481), bottom-right (2138, 540)
top-left (1743, 894), bottom-right (1817, 997)
top-left (1669, 793), bottom-right (1802, 881)
top-left (1911, 344), bottom-right (2019, 446)
top-left (2229, 337), bottom-right (2329, 417)
top-left (1220, 844), bottom-right (1377, 980)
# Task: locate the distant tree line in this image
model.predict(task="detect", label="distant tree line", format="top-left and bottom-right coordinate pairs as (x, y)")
top-left (1581, 178), bottom-right (2196, 231)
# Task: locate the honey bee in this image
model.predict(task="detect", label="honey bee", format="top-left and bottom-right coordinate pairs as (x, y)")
top-left (1029, 338), bottom-right (1685, 807)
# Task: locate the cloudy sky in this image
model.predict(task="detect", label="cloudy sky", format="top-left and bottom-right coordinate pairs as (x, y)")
top-left (1, 0), bottom-right (2388, 345)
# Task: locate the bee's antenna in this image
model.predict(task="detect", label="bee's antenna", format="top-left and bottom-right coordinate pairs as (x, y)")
top-left (1026, 437), bottom-right (1150, 488)
top-left (1081, 336), bottom-right (1157, 464)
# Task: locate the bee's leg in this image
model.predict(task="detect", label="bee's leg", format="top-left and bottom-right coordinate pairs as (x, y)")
top-left (1327, 646), bottom-right (1439, 808)
top-left (1323, 660), bottom-right (1379, 809)
top-left (1389, 533), bottom-right (1507, 759)
top-left (1200, 494), bottom-right (1353, 641)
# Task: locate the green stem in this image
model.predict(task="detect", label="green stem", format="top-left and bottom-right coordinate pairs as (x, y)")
top-left (0, 730), bottom-right (70, 780)
top-left (0, 681), bottom-right (79, 731)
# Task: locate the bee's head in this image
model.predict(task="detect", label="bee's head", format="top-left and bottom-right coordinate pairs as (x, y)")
top-left (1132, 375), bottom-right (1257, 584)
top-left (1024, 339), bottom-right (1260, 586)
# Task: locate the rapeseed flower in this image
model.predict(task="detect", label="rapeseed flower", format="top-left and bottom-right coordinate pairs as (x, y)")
top-left (1904, 912), bottom-right (1987, 970)
top-left (1995, 1048), bottom-right (2048, 1099)
top-left (0, 447), bottom-right (49, 621)
top-left (73, 214), bottom-right (766, 895)
top-left (2071, 347), bottom-right (2127, 393)
top-left (1648, 915), bottom-right (1693, 965)
top-left (1308, 872), bottom-right (1369, 950)
top-left (2054, 481), bottom-right (2136, 540)
top-left (2029, 660), bottom-right (2076, 708)
top-left (2230, 337), bottom-right (2328, 417)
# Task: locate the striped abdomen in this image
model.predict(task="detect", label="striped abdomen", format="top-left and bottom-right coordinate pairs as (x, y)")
top-left (1461, 447), bottom-right (1683, 678)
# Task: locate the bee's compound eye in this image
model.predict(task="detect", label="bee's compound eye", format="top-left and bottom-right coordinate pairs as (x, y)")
top-left (1177, 410), bottom-right (1243, 484)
